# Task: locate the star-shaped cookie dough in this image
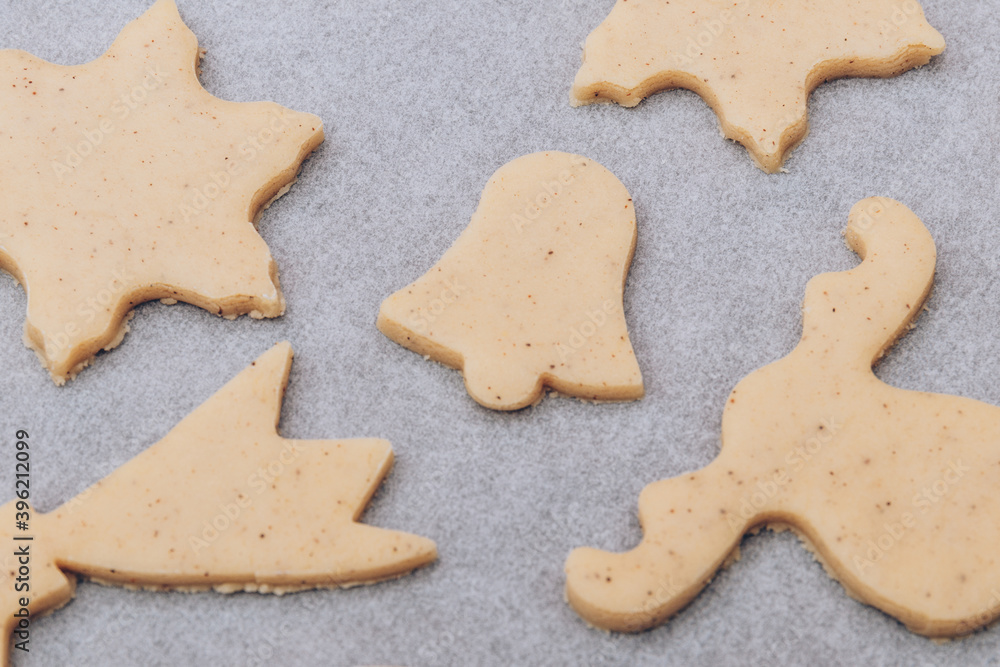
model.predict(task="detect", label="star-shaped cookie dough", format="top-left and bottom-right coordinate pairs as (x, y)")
top-left (0, 343), bottom-right (436, 664)
top-left (0, 0), bottom-right (324, 383)
top-left (571, 0), bottom-right (945, 172)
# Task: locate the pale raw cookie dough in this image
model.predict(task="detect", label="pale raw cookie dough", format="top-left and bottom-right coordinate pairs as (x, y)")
top-left (566, 198), bottom-right (1000, 638)
top-left (0, 342), bottom-right (436, 666)
top-left (570, 0), bottom-right (945, 173)
top-left (377, 151), bottom-right (643, 411)
top-left (0, 0), bottom-right (325, 383)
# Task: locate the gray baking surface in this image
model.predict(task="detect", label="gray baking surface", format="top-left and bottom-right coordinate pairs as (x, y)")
top-left (1, 0), bottom-right (998, 665)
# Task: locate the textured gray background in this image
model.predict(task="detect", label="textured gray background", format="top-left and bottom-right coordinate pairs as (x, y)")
top-left (1, 0), bottom-right (998, 665)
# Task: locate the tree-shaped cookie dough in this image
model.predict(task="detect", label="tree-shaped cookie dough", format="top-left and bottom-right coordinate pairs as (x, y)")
top-left (0, 0), bottom-right (324, 383)
top-left (571, 0), bottom-right (945, 172)
top-left (0, 343), bottom-right (436, 663)
top-left (567, 198), bottom-right (1000, 638)
top-left (378, 152), bottom-right (643, 411)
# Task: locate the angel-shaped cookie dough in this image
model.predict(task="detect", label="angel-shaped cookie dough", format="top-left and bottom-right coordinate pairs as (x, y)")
top-left (571, 0), bottom-right (945, 172)
top-left (0, 0), bottom-right (323, 383)
top-left (0, 343), bottom-right (436, 665)
top-left (378, 152), bottom-right (644, 411)
top-left (567, 198), bottom-right (1000, 638)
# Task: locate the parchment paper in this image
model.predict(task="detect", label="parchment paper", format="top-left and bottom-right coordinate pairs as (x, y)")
top-left (1, 0), bottom-right (998, 665)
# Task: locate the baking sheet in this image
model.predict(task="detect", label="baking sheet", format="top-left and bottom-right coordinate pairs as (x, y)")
top-left (1, 0), bottom-right (999, 664)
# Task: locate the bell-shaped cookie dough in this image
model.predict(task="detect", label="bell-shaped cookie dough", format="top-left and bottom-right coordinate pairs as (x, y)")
top-left (378, 152), bottom-right (643, 411)
top-left (571, 0), bottom-right (945, 172)
top-left (0, 343), bottom-right (436, 664)
top-left (567, 198), bottom-right (1000, 638)
top-left (0, 0), bottom-right (324, 383)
